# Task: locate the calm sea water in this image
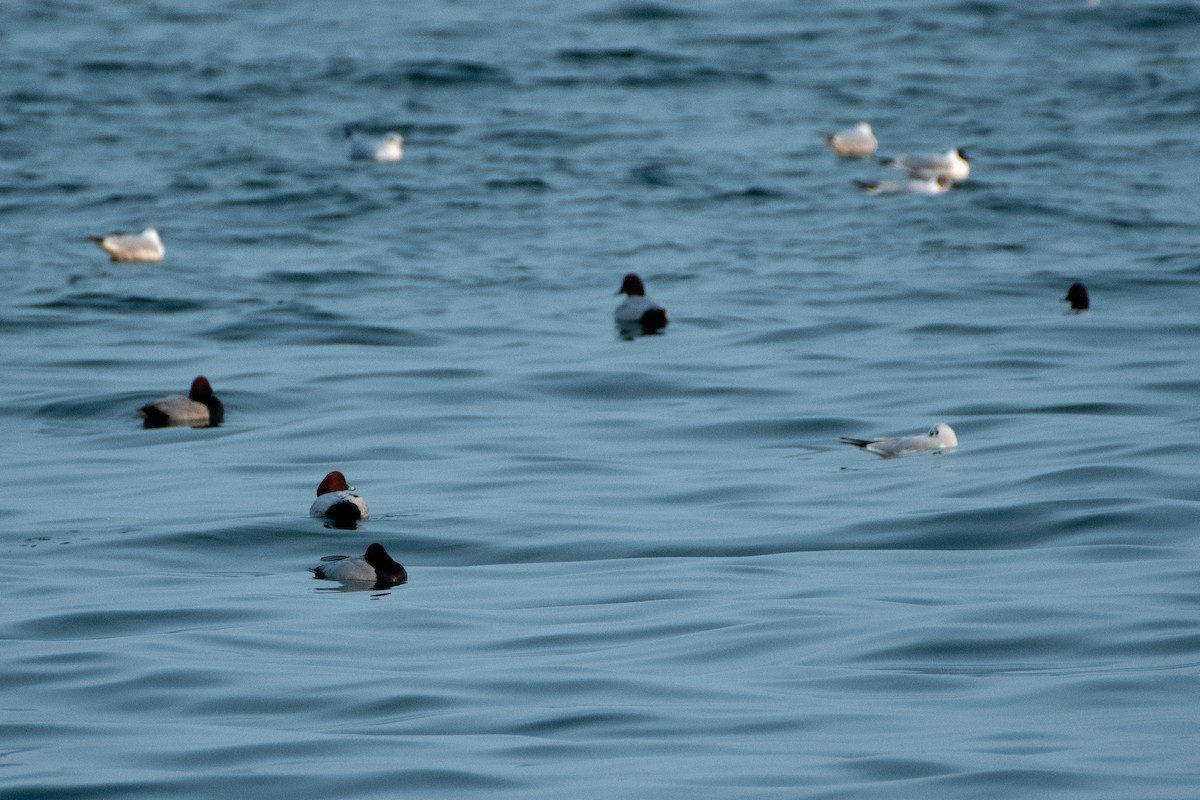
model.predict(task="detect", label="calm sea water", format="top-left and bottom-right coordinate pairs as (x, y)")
top-left (3, 0), bottom-right (1200, 797)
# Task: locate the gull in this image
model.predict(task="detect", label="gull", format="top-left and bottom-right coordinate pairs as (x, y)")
top-left (825, 122), bottom-right (878, 157)
top-left (840, 423), bottom-right (958, 457)
top-left (882, 147), bottom-right (970, 183)
top-left (87, 227), bottom-right (164, 262)
top-left (855, 175), bottom-right (953, 195)
top-left (347, 130), bottom-right (403, 162)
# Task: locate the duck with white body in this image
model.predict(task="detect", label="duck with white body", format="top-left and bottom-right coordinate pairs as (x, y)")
top-left (310, 470), bottom-right (370, 528)
top-left (614, 273), bottom-right (669, 336)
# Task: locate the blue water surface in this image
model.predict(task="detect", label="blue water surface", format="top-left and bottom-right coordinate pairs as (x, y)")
top-left (2, 1), bottom-right (1200, 797)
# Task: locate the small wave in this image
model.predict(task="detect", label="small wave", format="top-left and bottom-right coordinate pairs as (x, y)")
top-left (501, 709), bottom-right (656, 737)
top-left (548, 67), bottom-right (770, 88)
top-left (385, 60), bottom-right (512, 86)
top-left (35, 392), bottom-right (149, 423)
top-left (907, 322), bottom-right (1006, 336)
top-left (1026, 402), bottom-right (1150, 416)
top-left (3, 88), bottom-right (70, 104)
top-left (555, 47), bottom-right (684, 64)
top-left (484, 178), bottom-right (550, 191)
top-left (1118, 3), bottom-right (1200, 31)
top-left (629, 162), bottom-right (679, 187)
top-left (836, 501), bottom-right (1121, 551)
top-left (482, 128), bottom-right (612, 149)
top-left (224, 187), bottom-right (374, 210)
top-left (735, 321), bottom-right (880, 346)
top-left (30, 294), bottom-right (209, 314)
top-left (78, 59), bottom-right (192, 74)
top-left (710, 186), bottom-right (788, 202)
top-left (11, 607), bottom-right (247, 641)
top-left (205, 317), bottom-right (439, 347)
top-left (685, 30), bottom-right (825, 46)
top-left (584, 2), bottom-right (702, 22)
top-left (944, 401), bottom-right (1149, 417)
top-left (689, 416), bottom-right (858, 442)
top-left (260, 270), bottom-right (380, 286)
top-left (947, 1), bottom-right (1006, 17)
top-left (88, 192), bottom-right (160, 207)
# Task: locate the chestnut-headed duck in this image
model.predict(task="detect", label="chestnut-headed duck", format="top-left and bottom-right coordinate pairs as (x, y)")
top-left (137, 376), bottom-right (223, 428)
top-left (614, 273), bottom-right (669, 335)
top-left (310, 470), bottom-right (370, 527)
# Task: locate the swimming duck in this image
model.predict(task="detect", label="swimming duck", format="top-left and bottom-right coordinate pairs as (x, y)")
top-left (1064, 282), bottom-right (1089, 311)
top-left (137, 375), bottom-right (223, 428)
top-left (310, 471), bottom-right (370, 528)
top-left (614, 273), bottom-right (669, 335)
top-left (311, 543), bottom-right (407, 588)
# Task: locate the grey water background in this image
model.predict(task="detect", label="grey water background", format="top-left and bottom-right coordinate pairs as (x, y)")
top-left (3, 0), bottom-right (1200, 796)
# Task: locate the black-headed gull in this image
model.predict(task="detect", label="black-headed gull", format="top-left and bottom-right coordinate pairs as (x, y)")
top-left (840, 423), bottom-right (958, 457)
top-left (825, 122), bottom-right (878, 157)
top-left (855, 175), bottom-right (953, 195)
top-left (347, 130), bottom-right (403, 162)
top-left (883, 148), bottom-right (970, 183)
top-left (311, 543), bottom-right (407, 588)
top-left (88, 227), bottom-right (164, 262)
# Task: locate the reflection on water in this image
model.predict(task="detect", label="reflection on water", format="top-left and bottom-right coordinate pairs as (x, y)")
top-left (615, 320), bottom-right (669, 341)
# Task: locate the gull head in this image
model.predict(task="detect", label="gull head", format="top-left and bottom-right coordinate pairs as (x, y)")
top-left (927, 423), bottom-right (958, 448)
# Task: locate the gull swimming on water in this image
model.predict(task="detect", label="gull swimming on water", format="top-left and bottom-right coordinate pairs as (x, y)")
top-left (825, 122), bottom-right (878, 157)
top-left (840, 423), bottom-right (958, 457)
top-left (882, 147), bottom-right (971, 183)
top-left (87, 228), bottom-right (165, 262)
top-left (855, 175), bottom-right (953, 196)
top-left (346, 130), bottom-right (404, 162)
